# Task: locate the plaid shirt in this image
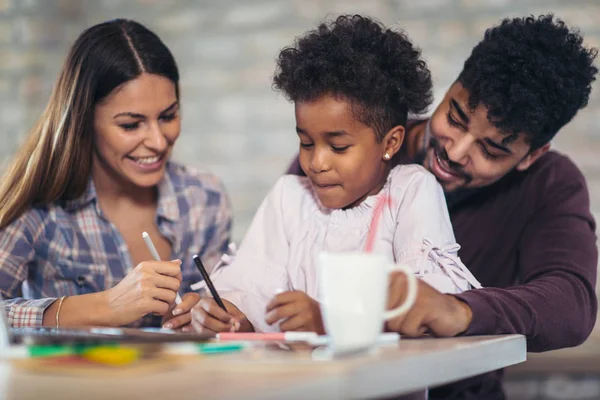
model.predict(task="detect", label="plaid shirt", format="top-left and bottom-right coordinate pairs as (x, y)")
top-left (0, 162), bottom-right (232, 328)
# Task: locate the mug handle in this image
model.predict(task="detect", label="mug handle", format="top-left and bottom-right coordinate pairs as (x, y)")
top-left (383, 263), bottom-right (418, 320)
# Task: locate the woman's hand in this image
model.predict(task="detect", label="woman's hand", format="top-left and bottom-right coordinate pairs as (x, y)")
top-left (100, 259), bottom-right (183, 326)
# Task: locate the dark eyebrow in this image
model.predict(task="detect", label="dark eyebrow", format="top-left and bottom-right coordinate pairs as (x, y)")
top-left (295, 128), bottom-right (350, 138)
top-left (113, 111), bottom-right (145, 119)
top-left (450, 99), bottom-right (470, 124)
top-left (484, 138), bottom-right (512, 154)
top-left (113, 101), bottom-right (178, 119)
top-left (325, 130), bottom-right (349, 138)
top-left (160, 101), bottom-right (179, 114)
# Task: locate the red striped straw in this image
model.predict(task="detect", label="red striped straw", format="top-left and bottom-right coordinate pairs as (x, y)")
top-left (363, 194), bottom-right (393, 253)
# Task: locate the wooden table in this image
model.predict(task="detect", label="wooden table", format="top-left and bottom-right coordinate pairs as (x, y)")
top-left (0, 335), bottom-right (526, 400)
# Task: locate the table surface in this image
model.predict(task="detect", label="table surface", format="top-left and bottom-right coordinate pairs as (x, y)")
top-left (0, 334), bottom-right (526, 400)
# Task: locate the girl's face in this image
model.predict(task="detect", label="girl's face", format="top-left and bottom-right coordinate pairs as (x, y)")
top-left (92, 73), bottom-right (180, 190)
top-left (296, 95), bottom-right (404, 209)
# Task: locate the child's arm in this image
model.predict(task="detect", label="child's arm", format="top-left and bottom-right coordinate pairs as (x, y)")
top-left (392, 167), bottom-right (481, 294)
top-left (202, 177), bottom-right (293, 332)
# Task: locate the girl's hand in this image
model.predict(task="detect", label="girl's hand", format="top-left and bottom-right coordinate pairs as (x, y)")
top-left (161, 292), bottom-right (201, 331)
top-left (265, 291), bottom-right (325, 334)
top-left (191, 297), bottom-right (253, 333)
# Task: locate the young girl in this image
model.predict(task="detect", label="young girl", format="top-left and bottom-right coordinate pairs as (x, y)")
top-left (192, 15), bottom-right (481, 334)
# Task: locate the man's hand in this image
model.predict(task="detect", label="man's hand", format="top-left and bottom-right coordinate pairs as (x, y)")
top-left (385, 271), bottom-right (473, 337)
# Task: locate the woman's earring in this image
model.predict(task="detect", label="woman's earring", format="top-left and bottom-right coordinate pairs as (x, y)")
top-left (383, 153), bottom-right (391, 161)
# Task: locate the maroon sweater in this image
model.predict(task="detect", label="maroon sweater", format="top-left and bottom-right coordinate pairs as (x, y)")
top-left (287, 147), bottom-right (598, 399)
top-left (431, 148), bottom-right (598, 399)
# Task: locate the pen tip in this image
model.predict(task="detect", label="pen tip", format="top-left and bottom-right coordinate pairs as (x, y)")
top-left (142, 231), bottom-right (149, 238)
top-left (192, 254), bottom-right (199, 260)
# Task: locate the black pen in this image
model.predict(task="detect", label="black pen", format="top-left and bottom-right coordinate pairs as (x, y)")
top-left (193, 254), bottom-right (227, 312)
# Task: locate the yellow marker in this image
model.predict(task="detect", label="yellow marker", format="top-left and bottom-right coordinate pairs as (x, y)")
top-left (82, 346), bottom-right (140, 366)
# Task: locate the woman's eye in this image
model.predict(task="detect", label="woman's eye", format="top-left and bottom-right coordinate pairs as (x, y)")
top-left (120, 123), bottom-right (139, 131)
top-left (160, 113), bottom-right (177, 122)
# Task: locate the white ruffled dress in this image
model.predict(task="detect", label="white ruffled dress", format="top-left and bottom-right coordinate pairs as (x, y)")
top-left (197, 164), bottom-right (481, 332)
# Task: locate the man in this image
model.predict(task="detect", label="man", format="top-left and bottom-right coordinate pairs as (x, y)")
top-left (287, 13), bottom-right (598, 399)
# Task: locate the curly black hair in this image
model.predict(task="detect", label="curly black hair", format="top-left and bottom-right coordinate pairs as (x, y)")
top-left (458, 14), bottom-right (598, 150)
top-left (273, 15), bottom-right (433, 141)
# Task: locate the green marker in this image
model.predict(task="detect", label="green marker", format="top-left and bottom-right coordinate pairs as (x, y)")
top-left (28, 345), bottom-right (74, 358)
top-left (28, 343), bottom-right (119, 358)
top-left (197, 342), bottom-right (246, 354)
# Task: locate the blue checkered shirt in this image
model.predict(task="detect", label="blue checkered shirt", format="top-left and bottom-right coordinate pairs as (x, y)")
top-left (0, 162), bottom-right (232, 327)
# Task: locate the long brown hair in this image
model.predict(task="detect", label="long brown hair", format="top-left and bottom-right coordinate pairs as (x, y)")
top-left (0, 19), bottom-right (180, 229)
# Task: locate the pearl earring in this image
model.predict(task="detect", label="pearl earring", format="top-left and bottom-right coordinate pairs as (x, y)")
top-left (383, 153), bottom-right (391, 160)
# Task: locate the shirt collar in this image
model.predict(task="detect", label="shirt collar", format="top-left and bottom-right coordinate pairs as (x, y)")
top-left (63, 164), bottom-right (181, 222)
top-left (64, 178), bottom-right (97, 212)
top-left (156, 165), bottom-right (180, 222)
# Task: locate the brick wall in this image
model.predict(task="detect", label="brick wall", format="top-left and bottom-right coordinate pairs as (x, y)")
top-left (1, 0), bottom-right (599, 244)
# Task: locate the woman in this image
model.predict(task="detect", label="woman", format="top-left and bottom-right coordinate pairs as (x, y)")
top-left (0, 19), bottom-right (231, 330)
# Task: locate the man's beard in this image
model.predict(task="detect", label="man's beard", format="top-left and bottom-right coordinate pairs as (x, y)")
top-left (422, 122), bottom-right (479, 208)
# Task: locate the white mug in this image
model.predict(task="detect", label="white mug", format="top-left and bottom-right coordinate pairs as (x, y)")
top-left (318, 252), bottom-right (417, 354)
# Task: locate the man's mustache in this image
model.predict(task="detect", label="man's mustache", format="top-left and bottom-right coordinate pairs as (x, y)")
top-left (429, 137), bottom-right (471, 182)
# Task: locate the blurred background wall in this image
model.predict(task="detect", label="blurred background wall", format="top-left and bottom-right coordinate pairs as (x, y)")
top-left (1, 1), bottom-right (599, 397)
top-left (2, 0), bottom-right (599, 241)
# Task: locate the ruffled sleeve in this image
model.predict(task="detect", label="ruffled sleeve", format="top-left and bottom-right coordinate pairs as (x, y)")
top-left (207, 176), bottom-right (295, 332)
top-left (390, 166), bottom-right (482, 293)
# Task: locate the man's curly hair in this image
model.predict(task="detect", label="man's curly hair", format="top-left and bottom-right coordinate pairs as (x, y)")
top-left (273, 15), bottom-right (433, 142)
top-left (459, 14), bottom-right (598, 150)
